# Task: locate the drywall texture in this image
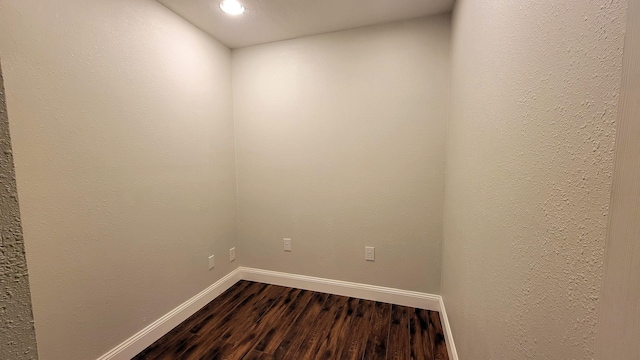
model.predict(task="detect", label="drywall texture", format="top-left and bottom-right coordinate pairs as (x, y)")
top-left (442, 0), bottom-right (626, 359)
top-left (595, 1), bottom-right (640, 358)
top-left (233, 16), bottom-right (450, 293)
top-left (0, 63), bottom-right (38, 359)
top-left (0, 0), bottom-right (238, 358)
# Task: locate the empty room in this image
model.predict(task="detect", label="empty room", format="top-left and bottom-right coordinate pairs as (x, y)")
top-left (0, 0), bottom-right (638, 359)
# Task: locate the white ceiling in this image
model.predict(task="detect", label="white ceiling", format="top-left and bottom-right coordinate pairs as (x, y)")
top-left (156, 0), bottom-right (455, 48)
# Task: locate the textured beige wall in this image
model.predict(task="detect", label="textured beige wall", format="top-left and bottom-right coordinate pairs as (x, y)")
top-left (0, 0), bottom-right (238, 359)
top-left (0, 62), bottom-right (38, 359)
top-left (442, 0), bottom-right (626, 359)
top-left (232, 16), bottom-right (450, 293)
top-left (595, 1), bottom-right (640, 358)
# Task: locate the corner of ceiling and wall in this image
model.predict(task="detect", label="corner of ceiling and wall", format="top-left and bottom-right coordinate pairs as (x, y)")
top-left (156, 0), bottom-right (455, 48)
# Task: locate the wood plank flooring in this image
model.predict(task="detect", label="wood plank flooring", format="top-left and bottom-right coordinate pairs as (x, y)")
top-left (133, 281), bottom-right (449, 360)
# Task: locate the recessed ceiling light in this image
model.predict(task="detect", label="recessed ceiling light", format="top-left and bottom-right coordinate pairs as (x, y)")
top-left (220, 0), bottom-right (245, 15)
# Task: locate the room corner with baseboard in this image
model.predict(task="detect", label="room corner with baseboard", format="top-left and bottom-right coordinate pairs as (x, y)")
top-left (98, 268), bottom-right (458, 360)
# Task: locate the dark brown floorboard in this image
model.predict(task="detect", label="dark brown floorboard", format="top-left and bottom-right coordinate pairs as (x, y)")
top-left (409, 308), bottom-right (435, 360)
top-left (387, 305), bottom-right (411, 360)
top-left (271, 292), bottom-right (328, 359)
top-left (338, 299), bottom-right (375, 360)
top-left (428, 311), bottom-right (449, 360)
top-left (291, 294), bottom-right (350, 359)
top-left (363, 302), bottom-right (392, 360)
top-left (311, 297), bottom-right (359, 359)
top-left (253, 289), bottom-right (314, 354)
top-left (243, 350), bottom-right (274, 360)
top-left (133, 280), bottom-right (449, 360)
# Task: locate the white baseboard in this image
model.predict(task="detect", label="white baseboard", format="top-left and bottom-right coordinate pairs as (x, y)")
top-left (240, 267), bottom-right (458, 360)
top-left (97, 267), bottom-right (242, 360)
top-left (240, 267), bottom-right (441, 311)
top-left (438, 296), bottom-right (459, 360)
top-left (97, 266), bottom-right (458, 360)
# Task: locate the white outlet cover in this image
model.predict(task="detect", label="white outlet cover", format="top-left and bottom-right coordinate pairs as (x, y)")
top-left (208, 254), bottom-right (215, 269)
top-left (365, 246), bottom-right (375, 261)
top-left (230, 247), bottom-right (236, 262)
top-left (284, 238), bottom-right (292, 252)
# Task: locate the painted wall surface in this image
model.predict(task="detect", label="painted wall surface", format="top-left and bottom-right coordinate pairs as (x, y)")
top-left (441, 0), bottom-right (626, 359)
top-left (0, 63), bottom-right (38, 359)
top-left (232, 16), bottom-right (450, 293)
top-left (595, 1), bottom-right (640, 358)
top-left (0, 0), bottom-right (238, 359)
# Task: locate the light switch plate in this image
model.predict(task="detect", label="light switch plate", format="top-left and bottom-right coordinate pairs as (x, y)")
top-left (208, 255), bottom-right (215, 269)
top-left (284, 238), bottom-right (292, 252)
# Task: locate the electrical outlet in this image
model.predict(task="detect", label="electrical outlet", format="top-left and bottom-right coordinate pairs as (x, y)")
top-left (365, 246), bottom-right (375, 261)
top-left (284, 238), bottom-right (292, 252)
top-left (230, 247), bottom-right (236, 262)
top-left (208, 254), bottom-right (215, 270)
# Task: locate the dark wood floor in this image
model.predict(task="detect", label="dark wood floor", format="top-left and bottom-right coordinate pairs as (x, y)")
top-left (133, 281), bottom-right (449, 360)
